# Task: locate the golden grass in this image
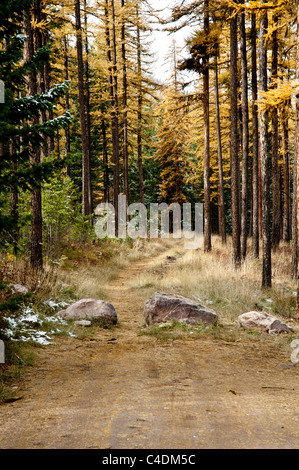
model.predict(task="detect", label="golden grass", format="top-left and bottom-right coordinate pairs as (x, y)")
top-left (129, 236), bottom-right (298, 324)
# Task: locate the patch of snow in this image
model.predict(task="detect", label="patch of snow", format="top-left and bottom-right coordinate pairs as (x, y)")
top-left (2, 300), bottom-right (74, 345)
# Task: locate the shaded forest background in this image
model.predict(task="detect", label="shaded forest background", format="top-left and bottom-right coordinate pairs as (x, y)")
top-left (1, 0), bottom-right (299, 309)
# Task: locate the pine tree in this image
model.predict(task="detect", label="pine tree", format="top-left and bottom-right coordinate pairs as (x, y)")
top-left (0, 0), bottom-right (71, 265)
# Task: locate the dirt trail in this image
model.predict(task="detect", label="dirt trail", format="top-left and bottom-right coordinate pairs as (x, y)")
top-left (0, 247), bottom-right (299, 449)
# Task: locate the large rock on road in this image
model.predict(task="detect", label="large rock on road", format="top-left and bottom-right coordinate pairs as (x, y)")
top-left (58, 298), bottom-right (117, 325)
top-left (143, 291), bottom-right (218, 327)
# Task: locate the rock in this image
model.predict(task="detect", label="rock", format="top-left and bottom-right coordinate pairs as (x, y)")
top-left (143, 291), bottom-right (218, 327)
top-left (74, 320), bottom-right (92, 327)
top-left (238, 311), bottom-right (293, 334)
top-left (58, 298), bottom-right (117, 325)
top-left (8, 283), bottom-right (29, 295)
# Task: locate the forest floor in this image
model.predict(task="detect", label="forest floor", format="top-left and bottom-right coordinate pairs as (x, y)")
top-left (0, 242), bottom-right (299, 449)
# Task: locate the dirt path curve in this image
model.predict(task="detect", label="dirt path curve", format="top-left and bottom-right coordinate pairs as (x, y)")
top-left (0, 247), bottom-right (299, 449)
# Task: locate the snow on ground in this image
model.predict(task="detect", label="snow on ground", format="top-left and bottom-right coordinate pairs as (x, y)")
top-left (2, 300), bottom-right (73, 345)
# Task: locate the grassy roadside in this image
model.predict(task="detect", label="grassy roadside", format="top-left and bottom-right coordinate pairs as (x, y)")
top-left (0, 237), bottom-right (172, 403)
top-left (1, 235), bottom-right (298, 403)
top-left (130, 236), bottom-right (299, 356)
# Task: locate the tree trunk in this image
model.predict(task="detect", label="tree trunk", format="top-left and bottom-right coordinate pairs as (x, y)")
top-left (214, 54), bottom-right (226, 243)
top-left (239, 3), bottom-right (249, 261)
top-left (203, 0), bottom-right (211, 252)
top-left (271, 14), bottom-right (280, 250)
top-left (295, 2), bottom-right (299, 317)
top-left (282, 116), bottom-right (290, 242)
top-left (230, 8), bottom-right (241, 268)
top-left (25, 5), bottom-right (43, 270)
top-left (75, 0), bottom-right (92, 216)
top-left (121, 0), bottom-right (129, 208)
top-left (251, 13), bottom-right (259, 258)
top-left (102, 120), bottom-right (109, 202)
top-left (84, 0), bottom-right (92, 212)
top-left (259, 4), bottom-right (271, 288)
top-left (10, 139), bottom-right (19, 254)
top-left (64, 36), bottom-right (71, 177)
top-left (136, 6), bottom-right (144, 204)
top-left (110, 0), bottom-right (120, 230)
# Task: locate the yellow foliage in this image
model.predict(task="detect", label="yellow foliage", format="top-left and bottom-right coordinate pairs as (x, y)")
top-left (257, 80), bottom-right (298, 114)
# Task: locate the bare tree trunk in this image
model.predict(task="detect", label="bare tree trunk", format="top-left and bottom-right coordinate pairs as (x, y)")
top-left (282, 116), bottom-right (290, 242)
top-left (10, 139), bottom-right (19, 254)
top-left (295, 3), bottom-right (299, 317)
top-left (214, 54), bottom-right (226, 243)
top-left (251, 12), bottom-right (259, 258)
top-left (203, 0), bottom-right (211, 252)
top-left (75, 0), bottom-right (92, 216)
top-left (136, 6), bottom-right (144, 204)
top-left (102, 120), bottom-right (109, 202)
top-left (121, 0), bottom-right (129, 208)
top-left (64, 36), bottom-right (71, 177)
top-left (259, 4), bottom-right (271, 288)
top-left (110, 0), bottom-right (120, 230)
top-left (230, 8), bottom-right (241, 268)
top-left (271, 14), bottom-right (280, 250)
top-left (239, 3), bottom-right (249, 261)
top-left (84, 0), bottom-right (92, 212)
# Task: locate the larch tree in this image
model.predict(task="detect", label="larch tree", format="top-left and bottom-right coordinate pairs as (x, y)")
top-left (296, 0), bottom-right (299, 317)
top-left (239, 1), bottom-right (249, 261)
top-left (271, 12), bottom-right (280, 250)
top-left (75, 0), bottom-right (92, 216)
top-left (259, 1), bottom-right (271, 288)
top-left (230, 6), bottom-right (241, 268)
top-left (202, 0), bottom-right (211, 253)
top-left (251, 11), bottom-right (259, 258)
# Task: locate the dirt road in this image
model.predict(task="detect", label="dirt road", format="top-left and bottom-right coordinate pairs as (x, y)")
top-left (0, 248), bottom-right (299, 449)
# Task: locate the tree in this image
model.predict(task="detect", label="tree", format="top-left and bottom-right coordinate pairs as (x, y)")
top-left (25, 3), bottom-right (43, 269)
top-left (296, 1), bottom-right (299, 317)
top-left (251, 11), bottom-right (259, 258)
top-left (75, 0), bottom-right (92, 216)
top-left (239, 1), bottom-right (249, 261)
top-left (230, 7), bottom-right (241, 268)
top-left (155, 86), bottom-right (191, 205)
top-left (0, 0), bottom-right (71, 265)
top-left (121, 0), bottom-right (129, 207)
top-left (214, 46), bottom-right (226, 244)
top-left (271, 12), bottom-right (280, 250)
top-left (259, 1), bottom-right (271, 288)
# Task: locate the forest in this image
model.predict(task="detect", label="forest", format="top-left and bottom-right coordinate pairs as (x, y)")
top-left (1, 0), bottom-right (299, 267)
top-left (1, 0), bottom-right (299, 309)
top-left (1, 0), bottom-right (299, 449)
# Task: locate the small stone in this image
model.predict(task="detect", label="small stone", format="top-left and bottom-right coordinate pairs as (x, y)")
top-left (9, 283), bottom-right (29, 295)
top-left (74, 320), bottom-right (92, 327)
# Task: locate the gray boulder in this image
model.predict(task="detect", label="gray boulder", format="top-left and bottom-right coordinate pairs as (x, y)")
top-left (143, 291), bottom-right (218, 327)
top-left (238, 311), bottom-right (293, 334)
top-left (58, 298), bottom-right (117, 325)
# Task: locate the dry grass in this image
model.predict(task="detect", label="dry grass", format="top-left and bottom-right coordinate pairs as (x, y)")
top-left (129, 236), bottom-right (299, 352)
top-left (131, 236), bottom-right (297, 318)
top-left (61, 237), bottom-right (174, 301)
